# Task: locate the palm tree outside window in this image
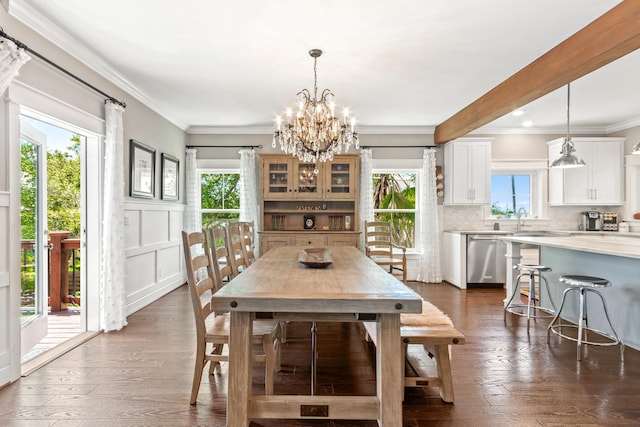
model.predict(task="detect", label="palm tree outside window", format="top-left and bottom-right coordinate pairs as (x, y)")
top-left (372, 172), bottom-right (417, 249)
top-left (490, 174), bottom-right (531, 218)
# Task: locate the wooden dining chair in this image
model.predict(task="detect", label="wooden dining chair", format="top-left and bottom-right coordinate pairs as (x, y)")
top-left (206, 226), bottom-right (236, 283)
top-left (226, 223), bottom-right (249, 276)
top-left (364, 220), bottom-right (407, 283)
top-left (229, 220), bottom-right (257, 265)
top-left (181, 229), bottom-right (281, 404)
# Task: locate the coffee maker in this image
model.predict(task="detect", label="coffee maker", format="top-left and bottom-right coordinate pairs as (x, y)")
top-left (581, 211), bottom-right (602, 231)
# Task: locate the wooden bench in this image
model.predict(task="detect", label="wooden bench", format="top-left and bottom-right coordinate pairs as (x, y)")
top-left (363, 300), bottom-right (465, 403)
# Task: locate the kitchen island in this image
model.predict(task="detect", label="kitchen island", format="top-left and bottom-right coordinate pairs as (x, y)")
top-left (502, 233), bottom-right (640, 351)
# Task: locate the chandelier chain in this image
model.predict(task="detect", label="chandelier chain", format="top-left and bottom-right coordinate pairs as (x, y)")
top-left (313, 56), bottom-right (318, 101)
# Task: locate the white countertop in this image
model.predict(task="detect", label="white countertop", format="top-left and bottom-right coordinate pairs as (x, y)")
top-left (501, 234), bottom-right (640, 260)
top-left (445, 229), bottom-right (640, 237)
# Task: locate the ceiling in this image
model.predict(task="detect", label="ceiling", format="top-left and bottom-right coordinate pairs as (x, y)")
top-left (7, 0), bottom-right (639, 135)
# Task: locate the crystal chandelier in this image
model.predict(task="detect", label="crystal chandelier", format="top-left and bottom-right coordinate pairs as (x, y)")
top-left (273, 49), bottom-right (358, 168)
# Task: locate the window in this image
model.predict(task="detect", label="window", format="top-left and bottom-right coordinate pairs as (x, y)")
top-left (490, 174), bottom-right (531, 218)
top-left (372, 171), bottom-right (418, 249)
top-left (200, 170), bottom-right (240, 228)
top-left (488, 161), bottom-right (548, 220)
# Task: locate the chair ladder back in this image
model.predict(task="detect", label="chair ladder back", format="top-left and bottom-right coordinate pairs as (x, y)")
top-left (239, 221), bottom-right (257, 265)
top-left (206, 227), bottom-right (236, 283)
top-left (226, 223), bottom-right (248, 275)
top-left (182, 230), bottom-right (219, 335)
top-left (365, 221), bottom-right (394, 255)
top-left (363, 220), bottom-right (408, 283)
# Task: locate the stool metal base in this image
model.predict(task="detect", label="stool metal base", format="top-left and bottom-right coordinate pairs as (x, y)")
top-left (547, 277), bottom-right (624, 361)
top-left (504, 265), bottom-right (556, 332)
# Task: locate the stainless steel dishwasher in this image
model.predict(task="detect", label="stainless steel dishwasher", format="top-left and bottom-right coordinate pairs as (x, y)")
top-left (466, 234), bottom-right (507, 285)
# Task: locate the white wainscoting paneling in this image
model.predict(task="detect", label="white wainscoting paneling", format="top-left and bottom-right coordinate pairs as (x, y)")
top-left (124, 201), bottom-right (185, 315)
top-left (124, 209), bottom-right (141, 250)
top-left (141, 210), bottom-right (170, 246)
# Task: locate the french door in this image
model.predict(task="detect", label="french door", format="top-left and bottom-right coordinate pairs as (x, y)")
top-left (19, 120), bottom-right (49, 358)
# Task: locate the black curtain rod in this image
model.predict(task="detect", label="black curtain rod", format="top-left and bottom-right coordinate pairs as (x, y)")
top-left (360, 145), bottom-right (439, 149)
top-left (186, 145), bottom-right (263, 149)
top-left (0, 28), bottom-right (127, 108)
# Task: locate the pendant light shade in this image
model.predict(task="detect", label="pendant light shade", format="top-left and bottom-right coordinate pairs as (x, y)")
top-left (633, 140), bottom-right (640, 154)
top-left (550, 83), bottom-right (585, 169)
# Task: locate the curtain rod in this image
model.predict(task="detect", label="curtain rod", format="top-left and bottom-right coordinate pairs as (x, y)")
top-left (360, 145), bottom-right (439, 149)
top-left (0, 28), bottom-right (127, 108)
top-left (186, 145), bottom-right (263, 149)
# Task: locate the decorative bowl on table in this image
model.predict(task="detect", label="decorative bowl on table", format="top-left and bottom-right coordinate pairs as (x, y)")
top-left (298, 248), bottom-right (333, 268)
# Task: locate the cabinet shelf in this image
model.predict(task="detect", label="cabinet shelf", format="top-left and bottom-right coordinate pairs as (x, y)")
top-left (264, 208), bottom-right (354, 214)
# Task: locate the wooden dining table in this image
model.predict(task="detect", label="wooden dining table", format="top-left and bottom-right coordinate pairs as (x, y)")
top-left (211, 245), bottom-right (423, 426)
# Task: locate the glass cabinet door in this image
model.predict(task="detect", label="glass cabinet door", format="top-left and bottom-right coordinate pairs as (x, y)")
top-left (326, 158), bottom-right (356, 199)
top-left (296, 162), bottom-right (320, 195)
top-left (264, 159), bottom-right (292, 199)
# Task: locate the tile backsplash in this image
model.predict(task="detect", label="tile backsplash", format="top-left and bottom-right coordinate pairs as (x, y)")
top-left (442, 205), bottom-right (625, 232)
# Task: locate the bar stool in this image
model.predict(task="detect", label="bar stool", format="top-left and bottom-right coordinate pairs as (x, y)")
top-left (547, 275), bottom-right (623, 361)
top-left (504, 264), bottom-right (556, 332)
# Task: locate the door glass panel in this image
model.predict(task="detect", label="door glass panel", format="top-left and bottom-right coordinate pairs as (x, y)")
top-left (268, 162), bottom-right (289, 193)
top-left (298, 163), bottom-right (318, 193)
top-left (331, 162), bottom-right (350, 193)
top-left (20, 139), bottom-right (43, 323)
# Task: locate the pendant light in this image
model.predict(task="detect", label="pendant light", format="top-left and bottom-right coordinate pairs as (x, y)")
top-left (550, 83), bottom-right (586, 168)
top-left (632, 140), bottom-right (640, 154)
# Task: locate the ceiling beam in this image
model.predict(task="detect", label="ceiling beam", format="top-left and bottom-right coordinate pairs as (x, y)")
top-left (434, 0), bottom-right (640, 144)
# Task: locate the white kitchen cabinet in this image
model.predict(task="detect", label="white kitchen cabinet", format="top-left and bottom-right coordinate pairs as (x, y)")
top-left (443, 139), bottom-right (491, 205)
top-left (548, 137), bottom-right (624, 205)
top-left (442, 232), bottom-right (465, 288)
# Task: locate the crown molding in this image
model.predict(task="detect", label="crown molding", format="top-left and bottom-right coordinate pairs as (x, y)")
top-left (475, 115), bottom-right (640, 135)
top-left (187, 126), bottom-right (273, 135)
top-left (357, 126), bottom-right (436, 135)
top-left (473, 125), bottom-right (609, 135)
top-left (6, 0), bottom-right (188, 130)
top-left (606, 116), bottom-right (640, 134)
top-left (188, 125), bottom-right (436, 135)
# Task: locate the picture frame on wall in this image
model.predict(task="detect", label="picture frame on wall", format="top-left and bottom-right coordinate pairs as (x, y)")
top-left (161, 153), bottom-right (179, 201)
top-left (129, 139), bottom-right (155, 198)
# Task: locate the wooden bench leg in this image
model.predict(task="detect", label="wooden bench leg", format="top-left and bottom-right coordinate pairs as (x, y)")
top-left (401, 340), bottom-right (408, 402)
top-left (433, 344), bottom-right (454, 403)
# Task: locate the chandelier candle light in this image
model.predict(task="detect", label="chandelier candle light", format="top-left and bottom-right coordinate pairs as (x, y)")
top-left (273, 49), bottom-right (358, 172)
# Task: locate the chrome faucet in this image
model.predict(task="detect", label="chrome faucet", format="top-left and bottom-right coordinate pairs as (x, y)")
top-left (516, 207), bottom-right (527, 232)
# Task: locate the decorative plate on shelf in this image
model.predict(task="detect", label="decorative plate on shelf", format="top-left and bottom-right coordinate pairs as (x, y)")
top-left (298, 248), bottom-right (333, 268)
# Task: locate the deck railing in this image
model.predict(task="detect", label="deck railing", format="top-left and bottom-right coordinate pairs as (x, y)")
top-left (20, 231), bottom-right (81, 312)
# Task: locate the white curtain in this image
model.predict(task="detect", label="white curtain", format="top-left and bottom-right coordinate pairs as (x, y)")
top-left (100, 101), bottom-right (127, 332)
top-left (0, 38), bottom-right (30, 94)
top-left (239, 149), bottom-right (258, 223)
top-left (239, 149), bottom-right (259, 254)
top-left (184, 148), bottom-right (201, 233)
top-left (359, 148), bottom-right (374, 252)
top-left (417, 148), bottom-right (442, 283)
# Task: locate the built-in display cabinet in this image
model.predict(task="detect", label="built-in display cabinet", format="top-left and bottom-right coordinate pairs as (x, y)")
top-left (548, 137), bottom-right (624, 206)
top-left (443, 139), bottom-right (491, 205)
top-left (259, 154), bottom-right (360, 255)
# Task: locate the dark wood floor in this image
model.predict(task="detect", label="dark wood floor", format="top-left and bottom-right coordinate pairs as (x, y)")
top-left (1, 281), bottom-right (638, 426)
